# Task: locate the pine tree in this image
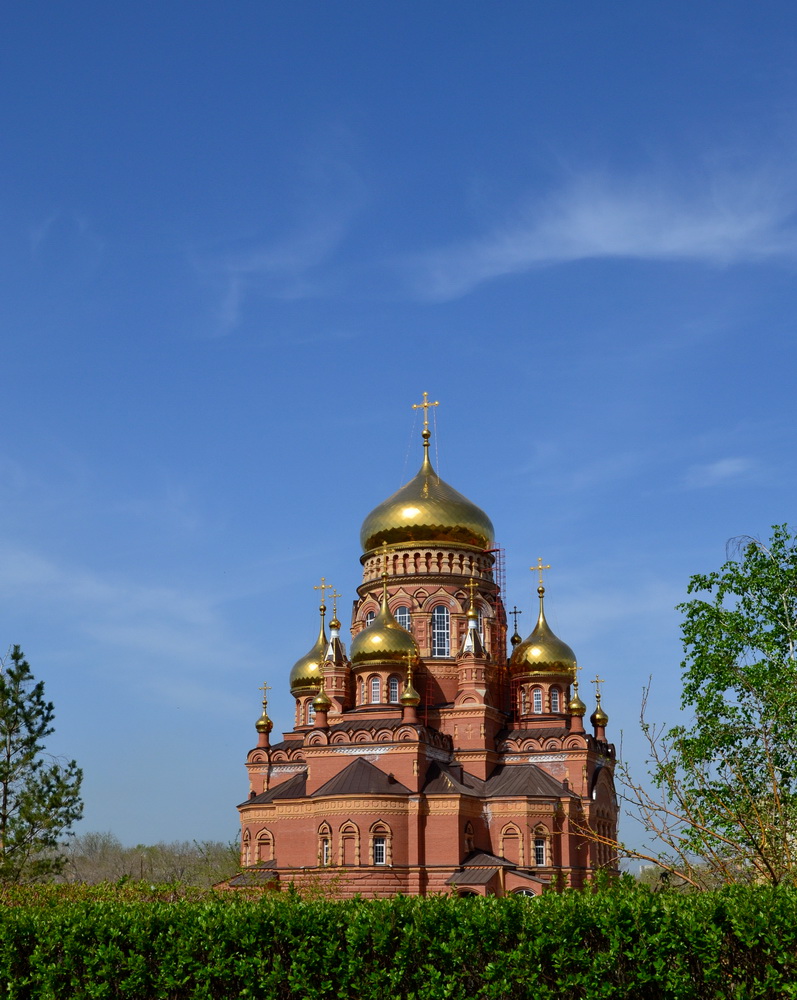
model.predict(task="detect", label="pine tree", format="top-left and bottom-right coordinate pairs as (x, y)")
top-left (0, 646), bottom-right (83, 882)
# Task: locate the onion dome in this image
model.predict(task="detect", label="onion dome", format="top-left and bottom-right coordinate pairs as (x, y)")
top-left (312, 673), bottom-right (332, 712)
top-left (510, 586), bottom-right (577, 676)
top-left (255, 702), bottom-right (273, 735)
top-left (289, 605), bottom-right (328, 697)
top-left (568, 679), bottom-right (587, 717)
top-left (350, 581), bottom-right (419, 667)
top-left (400, 660), bottom-right (421, 707)
top-left (590, 697), bottom-right (608, 729)
top-left (360, 427), bottom-right (494, 553)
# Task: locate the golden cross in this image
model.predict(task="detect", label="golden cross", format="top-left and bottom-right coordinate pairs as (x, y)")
top-left (379, 540), bottom-right (390, 576)
top-left (411, 392), bottom-right (439, 431)
top-left (591, 674), bottom-right (605, 699)
top-left (467, 576), bottom-right (478, 609)
top-left (331, 590), bottom-right (342, 620)
top-left (314, 577), bottom-right (333, 607)
top-left (530, 558), bottom-right (551, 586)
top-left (258, 681), bottom-right (271, 705)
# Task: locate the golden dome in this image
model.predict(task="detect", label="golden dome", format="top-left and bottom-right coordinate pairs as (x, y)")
top-left (350, 585), bottom-right (419, 667)
top-left (289, 608), bottom-right (328, 696)
top-left (360, 438), bottom-right (494, 553)
top-left (312, 686), bottom-right (332, 712)
top-left (568, 680), bottom-right (587, 717)
top-left (510, 586), bottom-right (577, 677)
top-left (591, 700), bottom-right (609, 728)
top-left (255, 708), bottom-right (273, 734)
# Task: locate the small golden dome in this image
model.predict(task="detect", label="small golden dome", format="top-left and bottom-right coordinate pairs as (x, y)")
top-left (591, 700), bottom-right (609, 728)
top-left (568, 680), bottom-right (586, 717)
top-left (400, 658), bottom-right (421, 707)
top-left (360, 442), bottom-right (494, 553)
top-left (510, 586), bottom-right (577, 676)
top-left (350, 586), bottom-right (419, 667)
top-left (312, 686), bottom-right (332, 712)
top-left (289, 608), bottom-right (328, 696)
top-left (255, 710), bottom-right (273, 734)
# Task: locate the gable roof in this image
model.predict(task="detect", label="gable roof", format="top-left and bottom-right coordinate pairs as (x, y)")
top-left (423, 762), bottom-right (485, 796)
top-left (312, 756), bottom-right (411, 797)
top-left (484, 764), bottom-right (572, 798)
top-left (239, 771), bottom-right (307, 807)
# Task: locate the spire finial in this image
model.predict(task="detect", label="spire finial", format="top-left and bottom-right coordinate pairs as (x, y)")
top-left (592, 674), bottom-right (605, 703)
top-left (331, 590), bottom-right (342, 621)
top-left (509, 605), bottom-right (523, 632)
top-left (412, 392), bottom-right (439, 451)
top-left (255, 681), bottom-right (273, 737)
top-left (466, 576), bottom-right (478, 618)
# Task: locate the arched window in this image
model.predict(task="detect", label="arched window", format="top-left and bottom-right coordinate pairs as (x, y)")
top-left (500, 824), bottom-right (522, 865)
top-left (388, 675), bottom-right (400, 703)
top-left (550, 688), bottom-right (560, 713)
top-left (365, 610), bottom-right (376, 627)
top-left (339, 822), bottom-right (360, 866)
top-left (395, 606), bottom-right (411, 631)
top-left (370, 822), bottom-right (392, 865)
top-left (318, 823), bottom-right (332, 866)
top-left (520, 687), bottom-right (528, 715)
top-left (358, 678), bottom-right (365, 705)
top-left (256, 829), bottom-right (273, 863)
top-left (370, 676), bottom-right (381, 704)
top-left (431, 605), bottom-right (450, 657)
top-left (307, 699), bottom-right (315, 725)
top-left (534, 836), bottom-right (546, 866)
top-left (532, 688), bottom-right (543, 714)
top-left (464, 822), bottom-right (474, 855)
top-left (242, 830), bottom-right (251, 866)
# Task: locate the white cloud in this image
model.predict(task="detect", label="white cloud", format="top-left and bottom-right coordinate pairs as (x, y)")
top-left (406, 167), bottom-right (797, 300)
top-left (683, 457), bottom-right (755, 489)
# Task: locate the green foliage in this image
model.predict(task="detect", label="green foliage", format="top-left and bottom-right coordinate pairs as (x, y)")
top-left (651, 526), bottom-right (797, 884)
top-left (0, 646), bottom-right (83, 883)
top-left (1, 883), bottom-right (797, 998)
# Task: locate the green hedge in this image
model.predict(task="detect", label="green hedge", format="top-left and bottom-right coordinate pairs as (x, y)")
top-left (1, 883), bottom-right (796, 999)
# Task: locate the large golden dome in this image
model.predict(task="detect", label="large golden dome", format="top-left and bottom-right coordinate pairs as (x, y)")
top-left (510, 587), bottom-right (577, 676)
top-left (350, 587), bottom-right (419, 667)
top-left (360, 440), bottom-right (494, 554)
top-left (288, 612), bottom-right (328, 696)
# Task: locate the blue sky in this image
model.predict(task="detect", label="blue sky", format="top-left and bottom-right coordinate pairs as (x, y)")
top-left (2, 2), bottom-right (796, 849)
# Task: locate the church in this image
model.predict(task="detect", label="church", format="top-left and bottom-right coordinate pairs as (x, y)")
top-left (235, 396), bottom-right (618, 896)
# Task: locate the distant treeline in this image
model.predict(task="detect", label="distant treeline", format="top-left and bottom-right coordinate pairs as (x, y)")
top-left (1, 881), bottom-right (797, 998)
top-left (56, 831), bottom-right (239, 887)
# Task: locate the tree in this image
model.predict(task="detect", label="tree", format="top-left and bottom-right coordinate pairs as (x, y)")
top-left (0, 646), bottom-right (83, 882)
top-left (617, 525), bottom-right (797, 887)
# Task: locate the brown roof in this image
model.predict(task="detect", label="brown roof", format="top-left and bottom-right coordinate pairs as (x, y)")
top-left (226, 862), bottom-right (278, 888)
top-left (461, 850), bottom-right (516, 868)
top-left (499, 726), bottom-right (571, 741)
top-left (240, 771), bottom-right (307, 807)
top-left (484, 764), bottom-right (572, 798)
top-left (422, 762), bottom-right (485, 796)
top-left (447, 868), bottom-right (498, 885)
top-left (312, 757), bottom-right (411, 797)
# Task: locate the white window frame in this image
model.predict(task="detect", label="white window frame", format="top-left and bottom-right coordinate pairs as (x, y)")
top-left (532, 688), bottom-right (543, 714)
top-left (534, 837), bottom-right (546, 866)
top-left (373, 836), bottom-right (386, 865)
top-left (395, 606), bottom-right (411, 631)
top-left (431, 605), bottom-right (450, 657)
top-left (388, 676), bottom-right (400, 703)
top-left (370, 676), bottom-right (381, 704)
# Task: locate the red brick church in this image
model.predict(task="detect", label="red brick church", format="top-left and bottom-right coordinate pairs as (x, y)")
top-left (236, 397), bottom-right (618, 896)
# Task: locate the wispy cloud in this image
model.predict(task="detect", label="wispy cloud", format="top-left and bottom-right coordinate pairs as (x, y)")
top-left (683, 457), bottom-right (756, 489)
top-left (195, 128), bottom-right (368, 336)
top-left (406, 166), bottom-right (797, 300)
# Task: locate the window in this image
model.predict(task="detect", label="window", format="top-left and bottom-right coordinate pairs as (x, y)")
top-left (365, 610), bottom-right (376, 627)
top-left (395, 606), bottom-right (411, 631)
top-left (388, 675), bottom-right (400, 703)
top-left (256, 830), bottom-right (273, 862)
top-left (431, 605), bottom-right (450, 657)
top-left (373, 836), bottom-right (386, 865)
top-left (321, 838), bottom-right (331, 865)
top-left (520, 687), bottom-right (528, 715)
top-left (550, 688), bottom-right (560, 713)
top-left (307, 700), bottom-right (315, 724)
top-left (370, 676), bottom-right (381, 703)
top-left (534, 837), bottom-right (546, 866)
top-left (532, 688), bottom-right (543, 714)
